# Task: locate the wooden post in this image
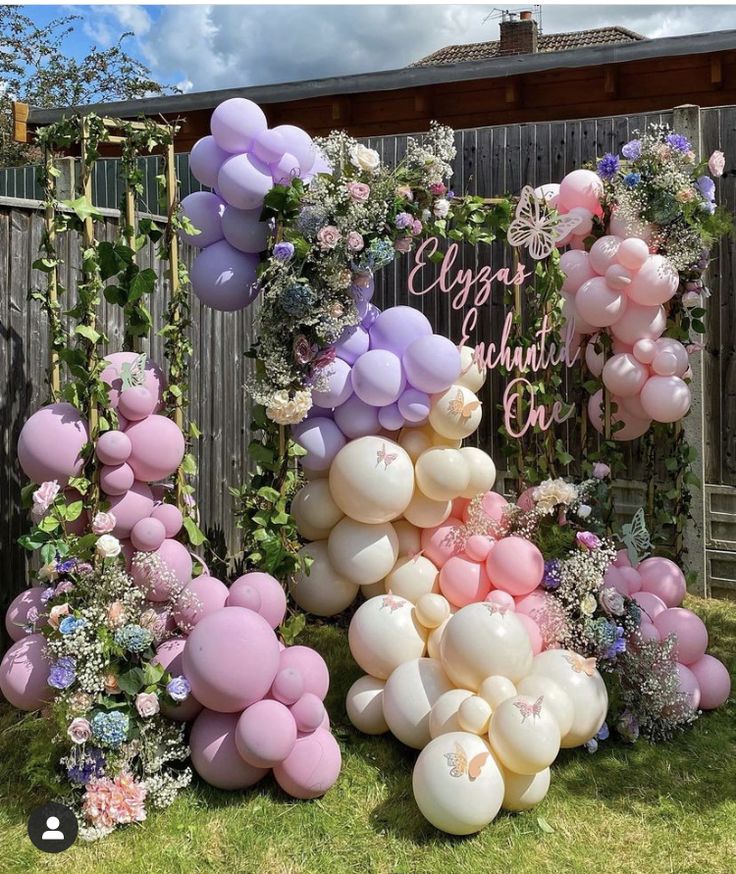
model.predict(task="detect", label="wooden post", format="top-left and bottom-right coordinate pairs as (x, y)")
top-left (79, 117), bottom-right (99, 437)
top-left (124, 173), bottom-right (139, 353)
top-left (512, 247), bottom-right (524, 488)
top-left (44, 149), bottom-right (61, 399)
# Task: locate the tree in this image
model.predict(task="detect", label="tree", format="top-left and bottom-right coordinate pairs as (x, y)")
top-left (0, 6), bottom-right (178, 166)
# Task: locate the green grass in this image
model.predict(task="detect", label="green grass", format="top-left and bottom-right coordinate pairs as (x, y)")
top-left (1, 596), bottom-right (735, 874)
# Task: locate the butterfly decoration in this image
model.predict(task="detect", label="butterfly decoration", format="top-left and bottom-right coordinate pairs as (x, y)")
top-left (514, 695), bottom-right (544, 723)
top-left (507, 185), bottom-right (584, 261)
top-left (444, 741), bottom-right (490, 782)
top-left (565, 653), bottom-right (597, 677)
top-left (380, 593), bottom-right (404, 613)
top-left (620, 507), bottom-right (651, 566)
top-left (119, 352), bottom-right (147, 390)
top-left (447, 390), bottom-right (481, 421)
top-left (376, 442), bottom-right (398, 470)
top-left (483, 601), bottom-right (509, 617)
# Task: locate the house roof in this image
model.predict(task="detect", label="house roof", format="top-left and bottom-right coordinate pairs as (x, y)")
top-left (411, 26), bottom-right (646, 67)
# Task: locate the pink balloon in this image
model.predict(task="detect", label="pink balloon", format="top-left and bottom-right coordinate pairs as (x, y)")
top-left (272, 728), bottom-right (341, 799)
top-left (236, 699), bottom-right (298, 767)
top-left (610, 301), bottom-right (666, 346)
top-left (465, 534), bottom-right (494, 562)
top-left (189, 135), bottom-right (229, 188)
top-left (688, 654), bottom-right (731, 709)
top-left (587, 390), bottom-right (651, 441)
top-left (183, 607), bottom-right (280, 712)
top-left (0, 633), bottom-right (52, 711)
top-left (131, 517), bottom-right (167, 552)
top-left (618, 391), bottom-right (650, 422)
top-left (452, 497), bottom-right (471, 519)
top-left (107, 481), bottom-right (154, 538)
top-left (633, 590), bottom-right (668, 621)
top-left (628, 254), bottom-right (679, 306)
top-left (567, 206), bottom-right (594, 237)
top-left (655, 338), bottom-right (689, 376)
top-left (290, 692), bottom-right (326, 734)
top-left (17, 402), bottom-right (88, 485)
top-left (133, 538), bottom-right (192, 601)
top-left (639, 619), bottom-right (661, 643)
top-left (633, 338), bottom-right (658, 365)
top-left (420, 517), bottom-right (465, 568)
top-left (96, 430), bottom-right (132, 465)
top-left (178, 191), bottom-right (225, 249)
top-left (576, 277), bottom-right (627, 328)
top-left (311, 358), bottom-right (354, 409)
top-left (637, 556), bottom-right (687, 607)
top-left (651, 350), bottom-right (677, 377)
top-left (516, 613), bottom-right (543, 654)
top-left (617, 237), bottom-right (650, 271)
top-left (100, 463), bottom-right (134, 498)
top-left (271, 667), bottom-right (305, 705)
top-left (5, 587), bottom-right (48, 642)
top-left (463, 491), bottom-right (509, 527)
top-left (589, 236), bottom-right (623, 275)
top-left (605, 263), bottom-right (634, 292)
top-left (439, 556), bottom-right (491, 607)
top-left (558, 169), bottom-right (604, 213)
top-left (191, 240), bottom-right (260, 312)
top-left (277, 646), bottom-right (330, 700)
top-left (485, 590), bottom-right (515, 611)
top-left (118, 386), bottom-right (158, 422)
top-left (653, 608), bottom-right (708, 665)
top-left (486, 536), bottom-right (543, 596)
top-left (640, 376), bottom-right (691, 423)
top-left (229, 572), bottom-right (287, 629)
top-left (674, 662), bottom-right (701, 711)
top-left (190, 709), bottom-right (269, 790)
top-left (211, 98), bottom-right (268, 153)
top-left (152, 638), bottom-right (202, 722)
top-left (602, 353), bottom-right (649, 398)
top-left (126, 415), bottom-right (185, 483)
top-left (619, 566), bottom-right (642, 594)
top-left (604, 566), bottom-right (631, 597)
top-left (156, 538), bottom-right (193, 588)
top-left (515, 589), bottom-right (554, 621)
top-left (173, 575), bottom-right (229, 630)
top-left (101, 352), bottom-right (166, 411)
top-left (151, 503), bottom-right (184, 538)
top-left (613, 549), bottom-right (632, 568)
top-left (560, 250), bottom-right (597, 294)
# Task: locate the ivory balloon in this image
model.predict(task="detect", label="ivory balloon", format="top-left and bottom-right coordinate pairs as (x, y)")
top-left (459, 447), bottom-right (496, 499)
top-left (385, 555), bottom-right (439, 603)
top-left (517, 674), bottom-right (574, 737)
top-left (327, 518), bottom-right (398, 586)
top-left (501, 766), bottom-right (551, 812)
top-left (415, 447), bottom-right (471, 502)
top-left (489, 694), bottom-right (561, 775)
top-left (383, 657), bottom-right (454, 748)
top-left (394, 519), bottom-right (421, 555)
top-left (478, 675), bottom-right (517, 709)
top-left (428, 385), bottom-right (482, 440)
top-left (348, 593), bottom-right (427, 679)
top-left (429, 689), bottom-right (474, 738)
top-left (289, 541), bottom-right (359, 616)
top-left (346, 675), bottom-right (389, 734)
top-left (415, 593), bottom-right (451, 629)
top-left (458, 695), bottom-right (493, 734)
top-left (427, 615), bottom-right (451, 660)
top-left (457, 346), bottom-right (487, 392)
top-left (398, 427), bottom-right (432, 462)
top-left (291, 479), bottom-right (344, 541)
top-left (403, 489), bottom-right (452, 529)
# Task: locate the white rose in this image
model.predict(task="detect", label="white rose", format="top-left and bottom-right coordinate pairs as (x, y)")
top-left (96, 534), bottom-right (121, 559)
top-left (577, 503), bottom-right (592, 519)
top-left (350, 144), bottom-right (381, 175)
top-left (433, 198), bottom-right (450, 219)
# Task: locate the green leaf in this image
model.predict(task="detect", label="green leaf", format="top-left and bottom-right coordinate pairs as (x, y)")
top-left (181, 453), bottom-right (197, 475)
top-left (129, 268), bottom-right (157, 302)
top-left (117, 668), bottom-right (146, 696)
top-left (279, 612), bottom-right (306, 645)
top-left (61, 195), bottom-right (102, 222)
top-left (537, 816), bottom-right (555, 834)
top-left (75, 324), bottom-right (101, 344)
top-left (182, 516), bottom-right (207, 546)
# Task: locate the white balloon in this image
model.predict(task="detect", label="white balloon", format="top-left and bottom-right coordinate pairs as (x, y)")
top-left (346, 675), bottom-right (389, 734)
top-left (416, 593), bottom-right (451, 629)
top-left (415, 447), bottom-right (471, 502)
top-left (458, 695), bottom-right (492, 734)
top-left (517, 674), bottom-right (574, 738)
top-left (393, 519), bottom-right (422, 556)
top-left (348, 593), bottom-right (427, 679)
top-left (429, 688), bottom-right (474, 738)
top-left (383, 658), bottom-right (454, 749)
top-left (398, 427), bottom-right (432, 462)
top-left (458, 447), bottom-right (496, 499)
top-left (289, 541), bottom-right (359, 616)
top-left (327, 517), bottom-right (398, 586)
top-left (489, 695), bottom-right (561, 775)
top-left (478, 675), bottom-right (518, 709)
top-left (291, 479), bottom-right (344, 541)
top-left (427, 615), bottom-right (451, 660)
top-left (501, 765), bottom-right (551, 811)
top-left (385, 555), bottom-right (439, 603)
top-left (428, 384), bottom-right (482, 440)
top-left (457, 346), bottom-right (487, 393)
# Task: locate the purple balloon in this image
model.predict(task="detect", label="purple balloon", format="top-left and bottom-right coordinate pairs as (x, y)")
top-left (403, 334), bottom-right (462, 393)
top-left (361, 304), bottom-right (380, 330)
top-left (333, 394), bottom-right (380, 439)
top-left (0, 633), bottom-right (52, 711)
top-left (5, 587), bottom-right (47, 642)
top-left (310, 358), bottom-right (353, 408)
top-left (17, 402), bottom-right (89, 485)
top-left (351, 349), bottom-right (406, 406)
top-left (221, 205), bottom-right (269, 254)
top-left (218, 153), bottom-right (273, 211)
top-left (229, 572), bottom-right (287, 629)
top-left (210, 98), bottom-right (268, 154)
top-left (369, 306), bottom-right (432, 355)
top-left (191, 240), bottom-right (260, 312)
top-left (251, 128), bottom-right (288, 165)
top-left (270, 152), bottom-right (302, 186)
top-left (398, 388), bottom-right (431, 423)
top-left (291, 417), bottom-right (346, 471)
top-left (178, 191), bottom-right (225, 248)
top-left (305, 405), bottom-right (334, 421)
top-left (190, 709), bottom-right (269, 790)
top-left (271, 125), bottom-right (316, 174)
top-left (351, 271), bottom-right (375, 303)
top-left (189, 135), bottom-right (229, 189)
top-left (378, 403), bottom-right (406, 432)
top-left (335, 325), bottom-right (370, 365)
top-left (126, 414), bottom-right (185, 482)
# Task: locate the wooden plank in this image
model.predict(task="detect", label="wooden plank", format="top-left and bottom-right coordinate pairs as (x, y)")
top-left (12, 101), bottom-right (29, 144)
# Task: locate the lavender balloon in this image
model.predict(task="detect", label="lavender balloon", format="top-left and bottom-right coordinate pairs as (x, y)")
top-left (403, 334), bottom-right (462, 393)
top-left (310, 358), bottom-right (354, 408)
top-left (333, 394), bottom-right (381, 439)
top-left (369, 306), bottom-right (432, 355)
top-left (221, 205), bottom-right (269, 254)
top-left (378, 403), bottom-right (406, 431)
top-left (126, 414), bottom-right (185, 482)
top-left (398, 388), bottom-right (431, 423)
top-left (351, 349), bottom-right (406, 406)
top-left (5, 587), bottom-right (47, 642)
top-left (251, 128), bottom-right (288, 165)
top-left (270, 152), bottom-right (302, 186)
top-left (189, 135), bottom-right (229, 189)
top-left (291, 417), bottom-right (346, 471)
top-left (210, 98), bottom-right (268, 153)
top-left (218, 153), bottom-right (273, 211)
top-left (0, 633), bottom-right (52, 711)
top-left (335, 325), bottom-right (370, 365)
top-left (190, 709), bottom-right (268, 790)
top-left (271, 125), bottom-right (316, 174)
top-left (152, 638), bottom-right (202, 722)
top-left (190, 240), bottom-right (260, 312)
top-left (361, 304), bottom-right (380, 330)
top-left (178, 192), bottom-right (225, 248)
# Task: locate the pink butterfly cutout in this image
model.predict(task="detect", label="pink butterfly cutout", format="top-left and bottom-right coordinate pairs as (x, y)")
top-left (514, 695), bottom-right (544, 723)
top-left (376, 442), bottom-right (398, 469)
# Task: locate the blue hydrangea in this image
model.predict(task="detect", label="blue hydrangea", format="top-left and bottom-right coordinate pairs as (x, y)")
top-left (359, 237), bottom-right (395, 270)
top-left (166, 676), bottom-right (191, 702)
top-left (597, 153), bottom-right (620, 181)
top-left (91, 711), bottom-right (129, 748)
top-left (66, 747), bottom-right (106, 785)
top-left (584, 738), bottom-right (599, 753)
top-left (114, 624), bottom-right (153, 654)
top-left (621, 139), bottom-right (642, 160)
top-left (295, 205), bottom-right (328, 237)
top-left (56, 557), bottom-right (77, 574)
top-left (279, 282), bottom-right (317, 318)
top-left (604, 624), bottom-right (627, 659)
top-left (623, 172), bottom-right (641, 189)
top-left (666, 132), bottom-right (691, 153)
top-left (596, 721), bottom-right (610, 742)
top-left (48, 657), bottom-right (76, 689)
top-left (59, 616), bottom-right (86, 635)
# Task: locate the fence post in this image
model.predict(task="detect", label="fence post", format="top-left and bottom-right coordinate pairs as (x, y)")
top-left (673, 103), bottom-right (708, 596)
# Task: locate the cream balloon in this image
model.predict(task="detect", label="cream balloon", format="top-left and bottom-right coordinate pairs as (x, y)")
top-left (529, 649), bottom-right (608, 747)
top-left (289, 541), bottom-right (359, 616)
top-left (428, 385), bottom-right (483, 440)
top-left (382, 658), bottom-right (454, 749)
top-left (393, 519), bottom-right (422, 555)
top-left (415, 447), bottom-right (471, 502)
top-left (291, 479), bottom-right (344, 541)
top-left (440, 603), bottom-right (534, 689)
top-left (427, 615), bottom-right (451, 660)
top-left (403, 489), bottom-right (453, 528)
top-left (489, 695), bottom-right (561, 775)
top-left (478, 675), bottom-right (518, 710)
top-left (327, 517), bottom-right (398, 586)
top-left (429, 689), bottom-right (474, 738)
top-left (361, 580), bottom-right (387, 599)
top-left (517, 674), bottom-right (574, 738)
top-left (398, 428), bottom-right (432, 462)
top-left (457, 346), bottom-right (487, 393)
top-left (413, 731), bottom-right (504, 835)
top-left (501, 765), bottom-right (551, 812)
top-left (416, 593), bottom-right (451, 629)
top-left (346, 675), bottom-right (389, 734)
top-left (329, 436), bottom-right (414, 524)
top-left (348, 593), bottom-right (427, 679)
top-left (302, 465), bottom-right (328, 481)
top-left (458, 695), bottom-right (492, 734)
top-left (459, 447), bottom-right (496, 499)
top-left (428, 429), bottom-right (463, 449)
top-left (385, 555), bottom-right (439, 603)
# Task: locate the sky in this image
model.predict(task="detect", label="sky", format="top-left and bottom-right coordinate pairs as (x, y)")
top-left (17, 3), bottom-right (736, 96)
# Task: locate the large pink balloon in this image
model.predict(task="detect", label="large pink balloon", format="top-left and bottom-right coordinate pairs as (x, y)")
top-left (485, 536), bottom-right (543, 596)
top-left (217, 153), bottom-right (272, 210)
top-left (229, 572), bottom-right (287, 629)
top-left (5, 587), bottom-right (47, 642)
top-left (236, 699), bottom-right (298, 767)
top-left (439, 556), bottom-right (491, 607)
top-left (674, 663), bottom-right (701, 711)
top-left (107, 480), bottom-right (154, 538)
top-left (602, 353), bottom-right (649, 398)
top-left (587, 390), bottom-right (651, 441)
top-left (189, 135), bottom-right (230, 188)
top-left (183, 607), bottom-right (281, 712)
top-left (588, 236), bottom-right (623, 275)
top-left (277, 646), bottom-right (330, 700)
top-left (173, 575), bottom-right (229, 630)
top-left (640, 376), bottom-right (691, 424)
top-left (191, 239), bottom-right (260, 312)
top-left (653, 608), bottom-right (708, 665)
top-left (156, 538), bottom-right (193, 589)
top-left (628, 255), bottom-right (679, 306)
top-left (575, 277), bottom-right (627, 328)
top-left (610, 301), bottom-right (666, 346)
top-left (560, 249), bottom-right (596, 294)
top-left (101, 352), bottom-right (166, 411)
top-left (152, 638), bottom-right (202, 722)
top-left (178, 191), bottom-right (225, 248)
top-left (210, 98), bottom-right (268, 153)
top-left (126, 415), bottom-right (185, 483)
top-left (463, 490), bottom-right (510, 528)
top-left (688, 654), bottom-right (731, 709)
top-left (420, 517), bottom-right (465, 568)
top-left (190, 709), bottom-right (269, 790)
top-left (633, 590), bottom-right (668, 621)
top-left (637, 556), bottom-right (686, 607)
top-left (221, 205), bottom-right (269, 254)
top-left (17, 403), bottom-right (88, 485)
top-left (272, 728), bottom-right (341, 799)
top-left (558, 169), bottom-right (604, 213)
top-left (96, 430), bottom-right (132, 465)
top-left (0, 633), bottom-right (52, 711)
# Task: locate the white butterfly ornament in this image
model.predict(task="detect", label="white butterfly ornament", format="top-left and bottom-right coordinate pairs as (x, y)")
top-left (507, 185), bottom-right (583, 260)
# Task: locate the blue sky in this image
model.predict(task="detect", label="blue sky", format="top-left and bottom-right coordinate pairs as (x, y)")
top-left (17, 4), bottom-right (736, 96)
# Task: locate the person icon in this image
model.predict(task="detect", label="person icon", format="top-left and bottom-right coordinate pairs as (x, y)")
top-left (41, 816), bottom-right (64, 841)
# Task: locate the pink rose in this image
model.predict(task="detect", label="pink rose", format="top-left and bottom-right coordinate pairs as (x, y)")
top-left (411, 219), bottom-right (423, 236)
top-left (107, 601), bottom-right (125, 627)
top-left (576, 531), bottom-right (601, 550)
top-left (68, 717), bottom-right (92, 744)
top-left (32, 480), bottom-right (60, 515)
top-left (592, 462), bottom-right (610, 479)
top-left (316, 225), bottom-right (341, 250)
top-left (92, 511), bottom-right (116, 535)
top-left (429, 182), bottom-right (447, 196)
top-left (347, 182), bottom-right (370, 203)
top-left (394, 236), bottom-right (412, 253)
top-left (708, 150), bottom-right (725, 177)
top-left (347, 231), bottom-right (364, 252)
top-left (48, 603), bottom-right (70, 629)
top-left (135, 692), bottom-right (160, 718)
top-left (293, 334), bottom-right (315, 365)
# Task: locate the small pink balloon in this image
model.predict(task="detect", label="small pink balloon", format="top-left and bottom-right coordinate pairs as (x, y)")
top-left (126, 415), bottom-right (186, 483)
top-left (628, 254), bottom-right (679, 306)
top-left (236, 699), bottom-right (298, 767)
top-left (640, 376), bottom-right (691, 423)
top-left (651, 350), bottom-right (678, 377)
top-left (632, 338), bottom-right (658, 365)
top-left (290, 692), bottom-right (326, 734)
top-left (100, 462), bottom-right (135, 496)
top-left (452, 497), bottom-right (470, 519)
top-left (576, 277), bottom-right (627, 328)
top-left (618, 391), bottom-right (650, 422)
top-left (17, 402), bottom-right (89, 485)
top-left (130, 517), bottom-right (167, 552)
top-left (465, 534), bottom-right (494, 562)
top-left (560, 249), bottom-right (597, 294)
top-left (637, 556), bottom-right (687, 607)
top-left (639, 619), bottom-right (661, 643)
top-left (272, 728), bottom-right (341, 799)
top-left (152, 638), bottom-right (203, 722)
top-left (150, 503), bottom-right (184, 538)
top-left (190, 709), bottom-right (269, 790)
top-left (589, 235), bottom-right (623, 275)
top-left (655, 338), bottom-right (689, 376)
top-left (102, 352), bottom-right (165, 410)
top-left (602, 353), bottom-right (649, 398)
top-left (485, 590), bottom-right (515, 611)
top-left (173, 575), bottom-right (229, 630)
top-left (516, 613), bottom-right (543, 655)
top-left (118, 386), bottom-right (157, 422)
top-left (515, 589), bottom-right (554, 624)
top-left (439, 556), bottom-right (491, 608)
top-left (277, 646), bottom-right (329, 700)
top-left (604, 566), bottom-right (631, 597)
top-left (610, 301), bottom-right (666, 346)
top-left (605, 263), bottom-right (633, 292)
top-left (653, 608), bottom-right (708, 665)
top-left (462, 491), bottom-right (509, 527)
top-left (0, 633), bottom-right (52, 711)
top-left (485, 536), bottom-right (543, 597)
top-left (617, 237), bottom-right (650, 271)
top-left (5, 587), bottom-right (48, 641)
top-left (587, 389), bottom-right (651, 441)
top-left (633, 590), bottom-right (668, 622)
top-left (674, 662), bottom-right (701, 711)
top-left (229, 572), bottom-right (287, 629)
top-left (420, 517), bottom-right (465, 568)
top-left (156, 538), bottom-right (193, 588)
top-left (96, 430), bottom-right (132, 465)
top-left (613, 549), bottom-right (632, 568)
top-left (107, 481), bottom-right (155, 538)
top-left (271, 667), bottom-right (305, 706)
top-left (688, 654), bottom-right (731, 709)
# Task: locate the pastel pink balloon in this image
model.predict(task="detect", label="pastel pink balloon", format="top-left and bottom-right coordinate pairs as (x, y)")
top-left (420, 517), bottom-right (465, 568)
top-left (156, 538), bottom-right (193, 588)
top-left (613, 548), bottom-right (632, 568)
top-left (439, 556), bottom-right (491, 607)
top-left (151, 503), bottom-right (184, 538)
top-left (655, 338), bottom-right (689, 376)
top-left (190, 709), bottom-right (269, 790)
top-left (452, 497), bottom-right (470, 519)
top-left (126, 415), bottom-right (185, 482)
top-left (465, 534), bottom-right (494, 562)
top-left (272, 728), bottom-right (341, 799)
top-left (639, 619), bottom-right (661, 643)
top-left (560, 250), bottom-right (597, 295)
top-left (152, 638), bottom-right (203, 722)
top-left (619, 566), bottom-right (642, 594)
top-left (610, 301), bottom-right (666, 346)
top-left (605, 263), bottom-right (633, 292)
top-left (604, 566), bottom-right (631, 597)
top-left (118, 386), bottom-right (158, 421)
top-left (485, 536), bottom-right (543, 596)
top-left (584, 340), bottom-right (604, 377)
top-left (515, 589), bottom-right (554, 624)
top-left (674, 663), bottom-right (701, 711)
top-left (633, 338), bottom-right (658, 365)
top-left (688, 654), bottom-right (731, 709)
top-left (485, 590), bottom-right (515, 611)
top-left (131, 517), bottom-right (167, 552)
top-left (463, 491), bottom-right (509, 527)
top-left (101, 352), bottom-right (165, 411)
top-left (618, 392), bottom-right (650, 422)
top-left (602, 353), bottom-right (649, 398)
top-left (653, 608), bottom-right (708, 665)
top-left (516, 613), bottom-right (543, 655)
top-left (5, 587), bottom-right (48, 642)
top-left (558, 169), bottom-right (604, 213)
top-left (99, 463), bottom-right (135, 496)
top-left (628, 254), bottom-right (679, 306)
top-left (589, 235), bottom-right (623, 275)
top-left (587, 390), bottom-right (651, 441)
top-left (651, 351), bottom-right (677, 377)
top-left (96, 430), bottom-right (132, 465)
top-left (567, 206), bottom-right (593, 236)
top-left (173, 575), bottom-right (229, 630)
top-left (271, 667), bottom-right (305, 705)
top-left (107, 481), bottom-right (154, 538)
top-left (183, 607), bottom-right (281, 713)
top-left (277, 646), bottom-right (330, 700)
top-left (617, 237), bottom-right (650, 271)
top-left (17, 402), bottom-right (88, 485)
top-left (576, 277), bottom-right (627, 328)
top-left (229, 583), bottom-right (262, 613)
top-left (640, 376), bottom-right (691, 423)
top-left (229, 572), bottom-right (287, 629)
top-left (0, 633), bottom-right (52, 711)
top-left (290, 692), bottom-right (326, 734)
top-left (236, 699), bottom-right (298, 767)
top-left (633, 590), bottom-right (668, 621)
top-left (562, 293), bottom-right (596, 335)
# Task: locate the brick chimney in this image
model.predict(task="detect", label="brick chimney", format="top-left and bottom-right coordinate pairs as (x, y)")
top-left (498, 10), bottom-right (539, 56)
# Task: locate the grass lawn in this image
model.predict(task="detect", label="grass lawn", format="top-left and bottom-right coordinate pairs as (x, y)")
top-left (0, 595), bottom-right (734, 874)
